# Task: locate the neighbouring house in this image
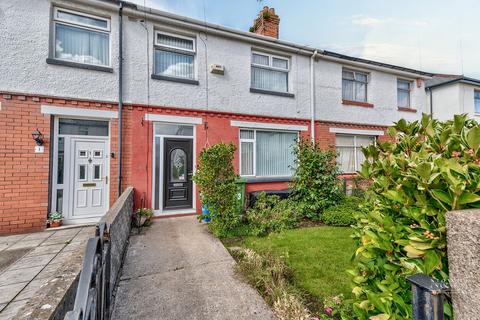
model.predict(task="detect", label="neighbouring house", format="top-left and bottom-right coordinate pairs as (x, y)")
top-left (426, 75), bottom-right (480, 121)
top-left (0, 0), bottom-right (437, 235)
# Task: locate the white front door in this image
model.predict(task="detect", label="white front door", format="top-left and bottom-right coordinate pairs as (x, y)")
top-left (71, 138), bottom-right (108, 219)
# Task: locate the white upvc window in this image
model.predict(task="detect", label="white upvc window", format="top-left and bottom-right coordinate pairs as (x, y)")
top-left (239, 129), bottom-right (297, 177)
top-left (397, 79), bottom-right (412, 108)
top-left (154, 31), bottom-right (196, 80)
top-left (251, 52), bottom-right (290, 93)
top-left (475, 90), bottom-right (480, 114)
top-left (335, 134), bottom-right (376, 173)
top-left (342, 69), bottom-right (368, 102)
top-left (53, 7), bottom-right (111, 67)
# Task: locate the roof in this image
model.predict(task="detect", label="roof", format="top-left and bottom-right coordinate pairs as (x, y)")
top-left (108, 0), bottom-right (433, 77)
top-left (425, 75), bottom-right (480, 89)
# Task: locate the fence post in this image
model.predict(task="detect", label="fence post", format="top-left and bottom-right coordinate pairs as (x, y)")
top-left (406, 273), bottom-right (449, 320)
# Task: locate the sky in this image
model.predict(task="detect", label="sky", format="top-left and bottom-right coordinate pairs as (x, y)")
top-left (129, 0), bottom-right (480, 78)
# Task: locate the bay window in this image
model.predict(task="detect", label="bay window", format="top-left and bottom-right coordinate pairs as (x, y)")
top-left (53, 7), bottom-right (110, 67)
top-left (240, 129), bottom-right (297, 177)
top-left (251, 52), bottom-right (289, 93)
top-left (342, 70), bottom-right (368, 102)
top-left (336, 134), bottom-right (375, 173)
top-left (154, 32), bottom-right (195, 80)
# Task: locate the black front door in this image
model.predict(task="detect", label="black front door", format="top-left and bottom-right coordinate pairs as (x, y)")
top-left (164, 138), bottom-right (193, 209)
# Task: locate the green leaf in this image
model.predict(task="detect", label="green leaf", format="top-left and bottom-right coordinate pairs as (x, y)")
top-left (404, 245), bottom-right (425, 258)
top-left (458, 192), bottom-right (480, 205)
top-left (466, 126), bottom-right (480, 150)
top-left (430, 189), bottom-right (453, 206)
top-left (424, 250), bottom-right (441, 274)
top-left (417, 162), bottom-right (432, 181)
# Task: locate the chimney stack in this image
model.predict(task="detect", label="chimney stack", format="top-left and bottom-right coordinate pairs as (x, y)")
top-left (252, 6), bottom-right (280, 39)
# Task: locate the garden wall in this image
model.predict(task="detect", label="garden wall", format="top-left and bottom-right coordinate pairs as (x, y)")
top-left (446, 209), bottom-right (480, 320)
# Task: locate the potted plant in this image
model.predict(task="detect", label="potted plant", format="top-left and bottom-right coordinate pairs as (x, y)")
top-left (48, 212), bottom-right (63, 228)
top-left (133, 208), bottom-right (153, 233)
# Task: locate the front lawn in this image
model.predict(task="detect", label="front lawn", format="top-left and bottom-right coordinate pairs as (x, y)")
top-left (225, 226), bottom-right (354, 300)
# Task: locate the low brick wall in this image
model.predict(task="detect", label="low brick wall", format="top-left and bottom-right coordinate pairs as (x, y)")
top-left (446, 209), bottom-right (480, 320)
top-left (13, 187), bottom-right (134, 320)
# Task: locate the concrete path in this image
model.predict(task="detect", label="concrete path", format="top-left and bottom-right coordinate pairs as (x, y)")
top-left (111, 216), bottom-right (275, 320)
top-left (0, 227), bottom-right (93, 319)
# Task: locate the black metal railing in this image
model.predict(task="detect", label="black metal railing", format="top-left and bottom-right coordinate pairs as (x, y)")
top-left (65, 222), bottom-right (111, 320)
top-left (407, 273), bottom-right (450, 320)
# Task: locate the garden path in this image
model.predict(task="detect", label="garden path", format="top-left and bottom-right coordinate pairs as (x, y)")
top-left (111, 216), bottom-right (275, 320)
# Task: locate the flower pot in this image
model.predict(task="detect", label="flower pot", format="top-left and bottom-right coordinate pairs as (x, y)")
top-left (49, 220), bottom-right (63, 228)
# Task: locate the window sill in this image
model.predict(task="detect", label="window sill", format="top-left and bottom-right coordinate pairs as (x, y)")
top-left (250, 88), bottom-right (295, 98)
top-left (244, 176), bottom-right (292, 183)
top-left (397, 107), bottom-right (417, 113)
top-left (151, 74), bottom-right (199, 85)
top-left (342, 99), bottom-right (374, 108)
top-left (46, 58), bottom-right (113, 73)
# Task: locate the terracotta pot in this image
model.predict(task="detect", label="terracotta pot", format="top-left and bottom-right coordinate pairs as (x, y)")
top-left (49, 220), bottom-right (63, 228)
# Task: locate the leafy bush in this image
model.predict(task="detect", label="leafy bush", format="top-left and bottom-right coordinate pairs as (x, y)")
top-left (291, 138), bottom-right (343, 220)
top-left (350, 114), bottom-right (480, 319)
top-left (322, 197), bottom-right (362, 226)
top-left (133, 208), bottom-right (154, 233)
top-left (245, 193), bottom-right (299, 236)
top-left (193, 143), bottom-right (239, 237)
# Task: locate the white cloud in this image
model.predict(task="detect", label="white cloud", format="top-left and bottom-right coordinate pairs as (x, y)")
top-left (352, 16), bottom-right (389, 27)
top-left (351, 15), bottom-right (427, 28)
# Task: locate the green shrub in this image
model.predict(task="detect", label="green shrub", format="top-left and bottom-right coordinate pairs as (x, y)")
top-left (245, 193), bottom-right (299, 236)
top-left (193, 143), bottom-right (239, 236)
top-left (350, 114), bottom-right (480, 319)
top-left (322, 197), bottom-right (362, 226)
top-left (291, 138), bottom-right (343, 220)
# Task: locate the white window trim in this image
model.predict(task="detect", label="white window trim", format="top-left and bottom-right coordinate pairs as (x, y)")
top-left (329, 127), bottom-right (384, 136)
top-left (153, 31), bottom-right (197, 80)
top-left (231, 120), bottom-right (307, 132)
top-left (397, 79), bottom-right (412, 108)
top-left (52, 7), bottom-right (112, 68)
top-left (239, 128), bottom-right (298, 178)
top-left (54, 7), bottom-right (111, 32)
top-left (335, 134), bottom-right (376, 173)
top-left (251, 51), bottom-right (290, 93)
top-left (474, 90), bottom-right (480, 114)
top-left (144, 114), bottom-right (202, 124)
top-left (154, 30), bottom-right (196, 53)
top-left (342, 68), bottom-right (369, 102)
top-left (41, 105), bottom-right (118, 119)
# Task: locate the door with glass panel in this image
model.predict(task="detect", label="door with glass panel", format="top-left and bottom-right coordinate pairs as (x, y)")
top-left (163, 138), bottom-right (193, 209)
top-left (71, 139), bottom-right (108, 218)
top-left (52, 118), bottom-right (110, 223)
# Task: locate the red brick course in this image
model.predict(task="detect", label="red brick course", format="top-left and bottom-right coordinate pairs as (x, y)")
top-left (0, 91), bottom-right (388, 235)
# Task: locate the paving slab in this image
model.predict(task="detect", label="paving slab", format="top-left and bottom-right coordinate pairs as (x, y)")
top-left (0, 266), bottom-right (43, 286)
top-left (6, 240), bottom-right (44, 251)
top-left (0, 300), bottom-right (28, 320)
top-left (0, 248), bottom-right (32, 273)
top-left (15, 279), bottom-right (47, 301)
top-left (9, 254), bottom-right (56, 270)
top-left (0, 282), bottom-right (28, 304)
top-left (111, 216), bottom-right (274, 320)
top-left (25, 244), bottom-right (65, 257)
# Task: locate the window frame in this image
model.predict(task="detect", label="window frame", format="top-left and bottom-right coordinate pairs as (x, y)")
top-left (153, 30), bottom-right (197, 80)
top-left (397, 79), bottom-right (412, 108)
top-left (239, 128), bottom-right (298, 178)
top-left (251, 51), bottom-right (290, 93)
top-left (335, 134), bottom-right (376, 173)
top-left (52, 7), bottom-right (112, 68)
top-left (342, 69), bottom-right (369, 102)
top-left (475, 90), bottom-right (480, 114)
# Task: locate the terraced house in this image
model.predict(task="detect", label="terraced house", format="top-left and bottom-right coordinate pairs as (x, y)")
top-left (1, 0), bottom-right (438, 235)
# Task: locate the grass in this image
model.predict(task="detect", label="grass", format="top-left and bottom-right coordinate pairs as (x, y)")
top-left (225, 226), bottom-right (355, 300)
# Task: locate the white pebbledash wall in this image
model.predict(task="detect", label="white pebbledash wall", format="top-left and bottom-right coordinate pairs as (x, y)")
top-left (0, 0), bottom-right (427, 126)
top-left (429, 83), bottom-right (480, 121)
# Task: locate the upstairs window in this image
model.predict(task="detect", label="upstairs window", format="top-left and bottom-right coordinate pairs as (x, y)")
top-left (239, 129), bottom-right (297, 177)
top-left (336, 134), bottom-right (375, 173)
top-left (251, 52), bottom-right (289, 93)
top-left (342, 70), bottom-right (368, 102)
top-left (53, 8), bottom-right (110, 67)
top-left (154, 32), bottom-right (195, 80)
top-left (475, 91), bottom-right (480, 113)
top-left (397, 80), bottom-right (411, 108)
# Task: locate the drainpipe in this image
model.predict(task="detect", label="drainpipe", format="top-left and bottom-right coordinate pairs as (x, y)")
top-left (310, 50), bottom-right (318, 141)
top-left (117, 1), bottom-right (124, 198)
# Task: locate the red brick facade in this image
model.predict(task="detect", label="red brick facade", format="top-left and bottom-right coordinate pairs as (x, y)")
top-left (253, 6), bottom-right (280, 39)
top-left (0, 92), bottom-right (387, 235)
